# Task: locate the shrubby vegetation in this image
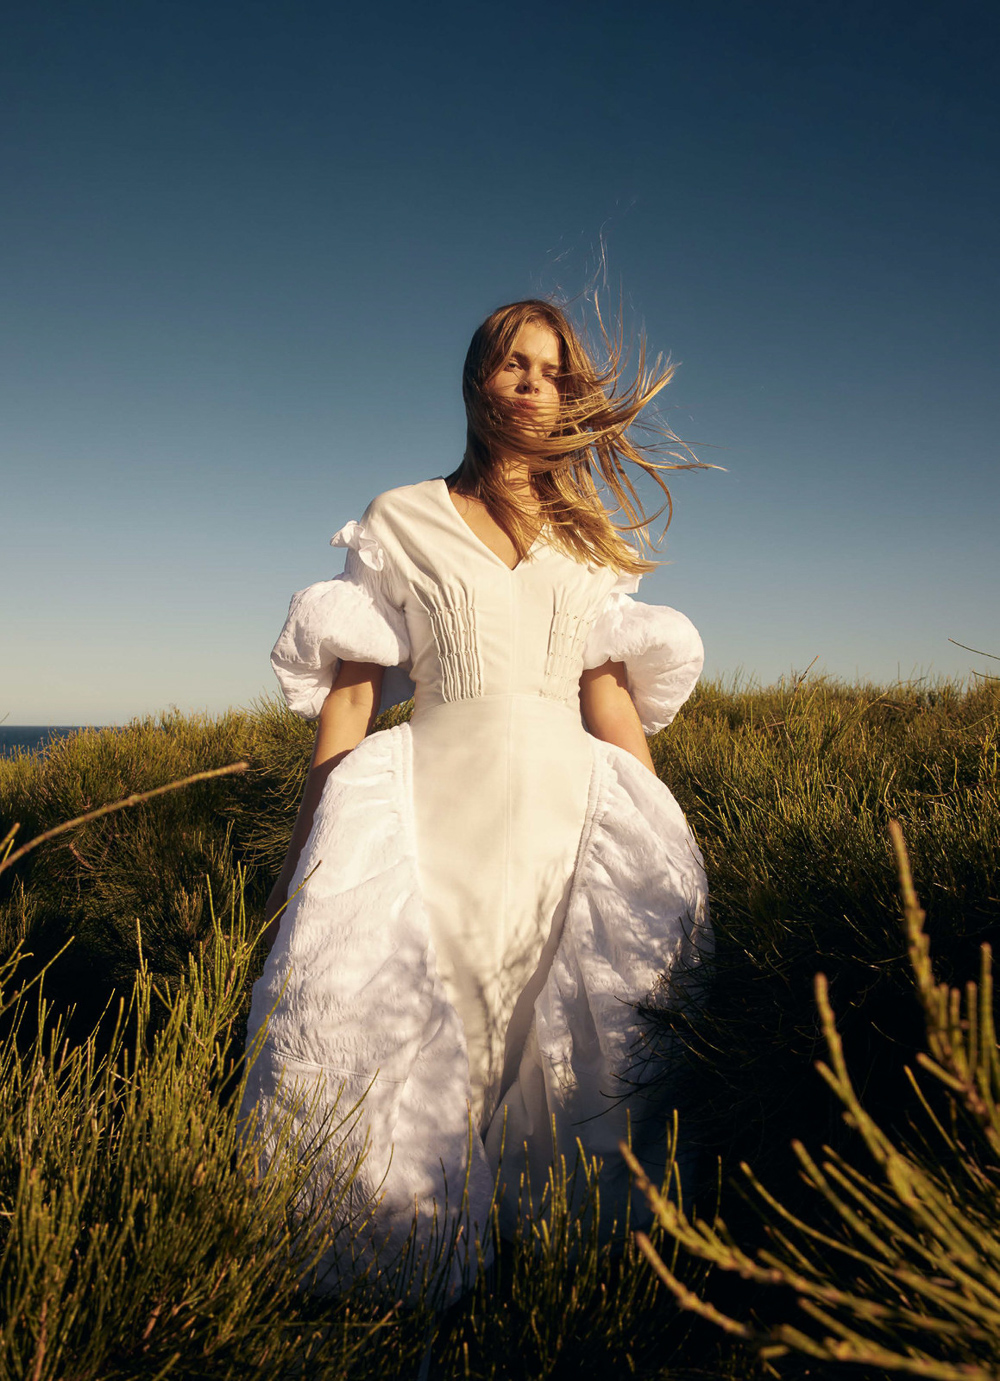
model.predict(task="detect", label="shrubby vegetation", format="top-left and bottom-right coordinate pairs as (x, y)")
top-left (0, 674), bottom-right (997, 1378)
top-left (629, 822), bottom-right (1000, 1378)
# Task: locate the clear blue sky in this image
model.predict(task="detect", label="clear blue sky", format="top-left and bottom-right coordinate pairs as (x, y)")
top-left (3, 0), bottom-right (998, 724)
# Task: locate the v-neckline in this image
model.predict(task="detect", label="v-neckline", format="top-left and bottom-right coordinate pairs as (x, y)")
top-left (433, 477), bottom-right (544, 573)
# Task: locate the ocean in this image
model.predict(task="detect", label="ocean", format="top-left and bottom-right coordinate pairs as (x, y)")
top-left (0, 727), bottom-right (94, 758)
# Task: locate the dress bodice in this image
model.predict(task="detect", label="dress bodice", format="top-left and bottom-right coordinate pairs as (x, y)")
top-left (271, 477), bottom-right (704, 736)
top-left (362, 479), bottom-right (620, 717)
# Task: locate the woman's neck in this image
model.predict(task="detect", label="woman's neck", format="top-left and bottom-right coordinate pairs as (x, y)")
top-left (496, 455), bottom-right (534, 499)
top-left (450, 454), bottom-right (538, 508)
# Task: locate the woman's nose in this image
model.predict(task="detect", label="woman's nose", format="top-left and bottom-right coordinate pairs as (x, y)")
top-left (517, 368), bottom-right (540, 392)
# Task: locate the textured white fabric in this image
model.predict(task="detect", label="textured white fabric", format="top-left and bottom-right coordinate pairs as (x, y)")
top-left (242, 726), bottom-right (493, 1298)
top-left (487, 737), bottom-right (709, 1235)
top-left (244, 478), bottom-right (710, 1298)
top-left (331, 518), bottom-right (386, 571)
top-left (270, 530), bottom-right (413, 719)
top-left (583, 592), bottom-right (704, 733)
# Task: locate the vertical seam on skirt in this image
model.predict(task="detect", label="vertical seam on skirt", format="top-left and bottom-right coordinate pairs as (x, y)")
top-left (502, 577), bottom-right (515, 968)
top-left (556, 739), bottom-right (608, 950)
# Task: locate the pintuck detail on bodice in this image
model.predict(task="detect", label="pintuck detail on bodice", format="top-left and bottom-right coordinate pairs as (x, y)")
top-left (273, 478), bottom-right (705, 729)
top-left (543, 599), bottom-right (594, 706)
top-left (417, 588), bottom-right (484, 704)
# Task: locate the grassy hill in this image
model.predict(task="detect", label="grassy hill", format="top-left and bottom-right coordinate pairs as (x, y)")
top-left (0, 677), bottom-right (997, 1379)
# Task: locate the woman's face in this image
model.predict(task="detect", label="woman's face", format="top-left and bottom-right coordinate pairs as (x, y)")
top-left (484, 320), bottom-right (562, 437)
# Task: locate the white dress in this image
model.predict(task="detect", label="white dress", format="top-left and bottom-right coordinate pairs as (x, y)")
top-left (240, 478), bottom-right (710, 1296)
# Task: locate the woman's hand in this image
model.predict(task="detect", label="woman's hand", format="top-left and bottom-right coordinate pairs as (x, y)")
top-left (579, 659), bottom-right (656, 773)
top-left (261, 660), bottom-right (385, 955)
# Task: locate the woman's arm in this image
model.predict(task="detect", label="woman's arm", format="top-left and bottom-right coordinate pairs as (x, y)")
top-left (579, 659), bottom-right (655, 773)
top-left (262, 659), bottom-right (385, 950)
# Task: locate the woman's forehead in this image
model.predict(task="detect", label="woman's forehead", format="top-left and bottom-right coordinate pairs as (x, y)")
top-left (508, 319), bottom-right (562, 362)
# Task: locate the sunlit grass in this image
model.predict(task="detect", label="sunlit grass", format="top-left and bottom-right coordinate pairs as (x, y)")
top-left (0, 674), bottom-right (996, 1377)
top-left (630, 822), bottom-right (1000, 1379)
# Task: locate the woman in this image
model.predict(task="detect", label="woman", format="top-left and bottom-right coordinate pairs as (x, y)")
top-left (241, 299), bottom-right (710, 1298)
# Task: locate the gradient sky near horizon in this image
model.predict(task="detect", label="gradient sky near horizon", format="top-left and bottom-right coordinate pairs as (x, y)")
top-left (2, 0), bottom-right (998, 724)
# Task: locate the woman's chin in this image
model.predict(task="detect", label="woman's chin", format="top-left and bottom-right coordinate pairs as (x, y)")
top-left (511, 418), bottom-right (557, 443)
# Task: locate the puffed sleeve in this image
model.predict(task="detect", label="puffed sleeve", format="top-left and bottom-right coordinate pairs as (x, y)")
top-left (583, 574), bottom-right (704, 734)
top-left (270, 517), bottom-right (413, 720)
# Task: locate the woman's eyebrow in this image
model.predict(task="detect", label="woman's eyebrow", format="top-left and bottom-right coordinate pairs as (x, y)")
top-left (508, 351), bottom-right (561, 367)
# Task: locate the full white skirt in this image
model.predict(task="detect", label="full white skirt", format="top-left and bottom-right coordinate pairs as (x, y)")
top-left (240, 724), bottom-right (710, 1298)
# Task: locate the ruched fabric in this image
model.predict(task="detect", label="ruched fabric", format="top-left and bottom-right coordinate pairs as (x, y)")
top-left (582, 591), bottom-right (704, 734)
top-left (270, 524), bottom-right (412, 720)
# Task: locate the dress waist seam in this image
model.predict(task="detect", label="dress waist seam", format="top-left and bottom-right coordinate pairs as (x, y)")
top-left (412, 690), bottom-right (581, 719)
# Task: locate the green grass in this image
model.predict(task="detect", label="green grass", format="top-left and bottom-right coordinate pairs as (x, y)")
top-left (0, 888), bottom-right (704, 1380)
top-left (650, 677), bottom-right (999, 1188)
top-left (631, 824), bottom-right (1000, 1379)
top-left (0, 675), bottom-right (997, 1378)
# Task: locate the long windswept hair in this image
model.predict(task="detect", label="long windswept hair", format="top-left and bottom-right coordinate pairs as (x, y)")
top-left (448, 297), bottom-right (701, 576)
